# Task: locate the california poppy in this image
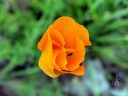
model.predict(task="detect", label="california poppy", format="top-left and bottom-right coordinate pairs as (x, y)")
top-left (38, 16), bottom-right (92, 78)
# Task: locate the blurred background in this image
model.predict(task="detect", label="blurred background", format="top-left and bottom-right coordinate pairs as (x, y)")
top-left (0, 0), bottom-right (128, 96)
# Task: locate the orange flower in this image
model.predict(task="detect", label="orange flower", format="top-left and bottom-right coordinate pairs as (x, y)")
top-left (38, 16), bottom-right (92, 78)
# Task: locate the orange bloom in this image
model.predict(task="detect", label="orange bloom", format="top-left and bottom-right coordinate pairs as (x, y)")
top-left (38, 16), bottom-right (92, 78)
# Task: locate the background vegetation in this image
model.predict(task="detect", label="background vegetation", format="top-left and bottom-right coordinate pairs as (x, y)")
top-left (0, 0), bottom-right (128, 96)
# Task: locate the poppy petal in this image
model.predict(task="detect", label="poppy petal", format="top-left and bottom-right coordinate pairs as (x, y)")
top-left (76, 24), bottom-right (92, 46)
top-left (38, 32), bottom-right (48, 51)
top-left (53, 16), bottom-right (77, 48)
top-left (50, 26), bottom-right (65, 48)
top-left (38, 25), bottom-right (65, 50)
top-left (66, 38), bottom-right (85, 71)
top-left (38, 26), bottom-right (52, 51)
top-left (70, 65), bottom-right (85, 75)
top-left (38, 32), bottom-right (60, 78)
top-left (55, 52), bottom-right (67, 70)
top-left (52, 49), bottom-right (66, 71)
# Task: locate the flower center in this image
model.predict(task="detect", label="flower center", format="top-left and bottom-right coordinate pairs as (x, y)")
top-left (79, 63), bottom-right (83, 66)
top-left (66, 48), bottom-right (74, 57)
top-left (67, 53), bottom-right (73, 56)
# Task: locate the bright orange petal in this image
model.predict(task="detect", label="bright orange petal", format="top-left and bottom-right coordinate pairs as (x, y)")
top-left (38, 25), bottom-right (52, 51)
top-left (55, 52), bottom-right (67, 70)
top-left (38, 25), bottom-right (65, 51)
top-left (76, 24), bottom-right (92, 46)
top-left (70, 65), bottom-right (85, 75)
top-left (38, 32), bottom-right (48, 51)
top-left (66, 38), bottom-right (85, 71)
top-left (52, 49), bottom-right (65, 71)
top-left (53, 16), bottom-right (77, 48)
top-left (38, 32), bottom-right (60, 78)
top-left (49, 26), bottom-right (65, 48)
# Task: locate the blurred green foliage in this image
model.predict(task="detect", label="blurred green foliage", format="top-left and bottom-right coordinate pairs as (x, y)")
top-left (0, 0), bottom-right (128, 96)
